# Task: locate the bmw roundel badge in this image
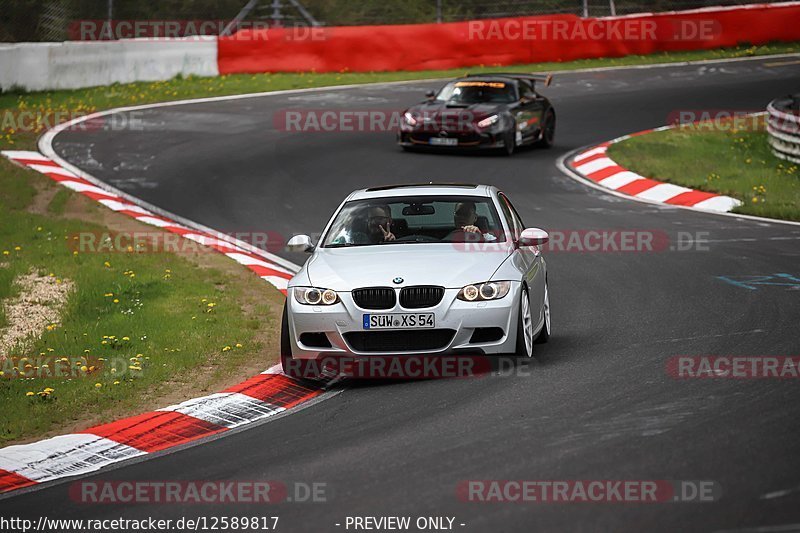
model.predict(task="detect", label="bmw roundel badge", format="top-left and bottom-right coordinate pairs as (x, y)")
top-left (393, 277), bottom-right (404, 284)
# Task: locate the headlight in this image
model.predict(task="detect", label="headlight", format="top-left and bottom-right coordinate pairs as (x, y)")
top-left (457, 281), bottom-right (511, 301)
top-left (403, 112), bottom-right (418, 126)
top-left (294, 287), bottom-right (339, 305)
top-left (476, 114), bottom-right (500, 129)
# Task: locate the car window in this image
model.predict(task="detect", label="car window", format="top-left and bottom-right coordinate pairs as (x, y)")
top-left (497, 194), bottom-right (520, 240)
top-left (518, 80), bottom-right (535, 100)
top-left (436, 81), bottom-right (517, 104)
top-left (502, 193), bottom-right (526, 230)
top-left (322, 196), bottom-right (506, 247)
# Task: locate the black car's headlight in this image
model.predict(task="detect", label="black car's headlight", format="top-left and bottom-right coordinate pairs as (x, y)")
top-left (457, 281), bottom-right (511, 301)
top-left (403, 112), bottom-right (418, 126)
top-left (293, 287), bottom-right (339, 305)
top-left (476, 114), bottom-right (500, 129)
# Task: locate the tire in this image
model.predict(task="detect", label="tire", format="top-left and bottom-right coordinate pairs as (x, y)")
top-left (281, 304), bottom-right (325, 382)
top-left (502, 129), bottom-right (516, 156)
top-left (536, 109), bottom-right (556, 148)
top-left (515, 286), bottom-right (534, 357)
top-left (535, 280), bottom-right (550, 344)
top-left (280, 303), bottom-right (298, 377)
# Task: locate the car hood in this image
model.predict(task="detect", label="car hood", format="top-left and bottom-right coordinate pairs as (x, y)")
top-left (407, 101), bottom-right (508, 127)
top-left (305, 244), bottom-right (512, 290)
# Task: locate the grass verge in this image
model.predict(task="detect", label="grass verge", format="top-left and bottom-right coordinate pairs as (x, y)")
top-left (0, 160), bottom-right (284, 445)
top-left (607, 118), bottom-right (800, 221)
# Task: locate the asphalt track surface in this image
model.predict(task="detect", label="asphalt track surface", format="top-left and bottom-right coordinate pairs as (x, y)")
top-left (4, 56), bottom-right (800, 532)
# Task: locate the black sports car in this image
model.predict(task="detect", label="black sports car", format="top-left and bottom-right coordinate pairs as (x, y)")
top-left (397, 73), bottom-right (555, 156)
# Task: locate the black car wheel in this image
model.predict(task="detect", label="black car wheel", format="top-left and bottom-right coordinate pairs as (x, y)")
top-left (536, 109), bottom-right (556, 148)
top-left (502, 129), bottom-right (516, 156)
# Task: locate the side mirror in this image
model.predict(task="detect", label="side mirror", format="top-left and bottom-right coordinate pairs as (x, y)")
top-left (425, 90), bottom-right (435, 100)
top-left (518, 228), bottom-right (549, 247)
top-left (287, 234), bottom-right (314, 253)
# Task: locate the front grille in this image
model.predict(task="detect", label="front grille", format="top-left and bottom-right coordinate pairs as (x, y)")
top-left (352, 287), bottom-right (396, 310)
top-left (400, 286), bottom-right (444, 309)
top-left (344, 329), bottom-right (456, 353)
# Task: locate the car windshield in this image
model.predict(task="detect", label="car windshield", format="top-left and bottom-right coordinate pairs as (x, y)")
top-left (436, 81), bottom-right (516, 104)
top-left (322, 196), bottom-right (506, 247)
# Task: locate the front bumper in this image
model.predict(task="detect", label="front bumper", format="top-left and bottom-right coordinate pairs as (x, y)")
top-left (286, 283), bottom-right (522, 359)
top-left (397, 129), bottom-right (506, 150)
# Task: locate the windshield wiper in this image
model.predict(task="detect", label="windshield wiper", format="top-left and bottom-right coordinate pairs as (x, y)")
top-left (325, 242), bottom-right (363, 248)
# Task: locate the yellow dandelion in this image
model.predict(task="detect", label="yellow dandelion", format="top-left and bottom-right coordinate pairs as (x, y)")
top-left (95, 383), bottom-right (102, 388)
top-left (26, 391), bottom-right (35, 397)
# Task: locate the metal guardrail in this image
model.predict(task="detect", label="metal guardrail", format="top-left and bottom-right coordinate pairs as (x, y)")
top-left (767, 96), bottom-right (800, 165)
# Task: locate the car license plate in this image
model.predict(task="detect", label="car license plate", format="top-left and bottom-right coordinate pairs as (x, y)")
top-left (429, 137), bottom-right (457, 146)
top-left (363, 313), bottom-right (435, 330)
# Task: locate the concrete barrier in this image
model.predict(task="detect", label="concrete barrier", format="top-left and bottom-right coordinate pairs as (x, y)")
top-left (0, 38), bottom-right (218, 92)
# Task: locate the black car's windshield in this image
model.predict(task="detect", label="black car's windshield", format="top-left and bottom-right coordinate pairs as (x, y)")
top-left (436, 81), bottom-right (517, 104)
top-left (322, 196), bottom-right (506, 247)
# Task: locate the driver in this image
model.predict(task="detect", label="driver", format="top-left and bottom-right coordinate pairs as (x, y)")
top-left (365, 205), bottom-right (396, 243)
top-left (329, 204), bottom-right (396, 245)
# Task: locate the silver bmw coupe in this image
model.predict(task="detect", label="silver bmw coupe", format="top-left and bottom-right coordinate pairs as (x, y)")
top-left (281, 184), bottom-right (550, 378)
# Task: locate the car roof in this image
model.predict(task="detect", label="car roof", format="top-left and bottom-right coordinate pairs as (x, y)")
top-left (347, 183), bottom-right (497, 201)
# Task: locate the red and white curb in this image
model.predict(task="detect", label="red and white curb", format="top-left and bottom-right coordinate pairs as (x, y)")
top-left (1, 150), bottom-right (295, 293)
top-left (568, 128), bottom-right (743, 213)
top-left (0, 365), bottom-right (323, 494)
top-left (0, 150), bottom-right (325, 495)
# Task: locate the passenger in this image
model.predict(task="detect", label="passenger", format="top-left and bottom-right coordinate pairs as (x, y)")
top-left (448, 202), bottom-right (497, 242)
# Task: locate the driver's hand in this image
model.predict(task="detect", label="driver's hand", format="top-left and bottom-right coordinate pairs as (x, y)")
top-left (462, 225), bottom-right (481, 234)
top-left (380, 224), bottom-right (396, 241)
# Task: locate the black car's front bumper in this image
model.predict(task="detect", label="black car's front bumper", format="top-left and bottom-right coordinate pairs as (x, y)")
top-left (397, 129), bottom-right (507, 150)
